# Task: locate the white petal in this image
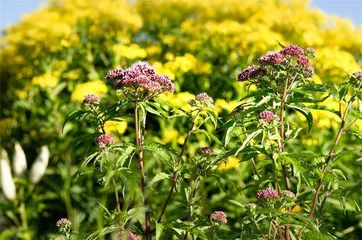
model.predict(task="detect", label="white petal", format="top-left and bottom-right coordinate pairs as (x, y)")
top-left (30, 145), bottom-right (50, 184)
top-left (13, 143), bottom-right (27, 177)
top-left (0, 149), bottom-right (16, 200)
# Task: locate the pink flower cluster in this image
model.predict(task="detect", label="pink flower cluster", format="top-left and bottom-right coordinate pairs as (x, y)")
top-left (118, 231), bottom-right (141, 240)
top-left (352, 71), bottom-right (362, 79)
top-left (56, 218), bottom-right (72, 228)
top-left (258, 110), bottom-right (277, 121)
top-left (281, 190), bottom-right (296, 199)
top-left (256, 187), bottom-right (279, 201)
top-left (244, 44), bottom-right (316, 81)
top-left (258, 51), bottom-right (286, 64)
top-left (238, 65), bottom-right (266, 82)
top-left (106, 61), bottom-right (174, 100)
top-left (199, 146), bottom-right (215, 155)
top-left (83, 93), bottom-right (100, 105)
top-left (189, 92), bottom-right (214, 107)
top-left (279, 44), bottom-right (305, 56)
top-left (210, 211), bottom-right (227, 224)
top-left (97, 134), bottom-right (114, 148)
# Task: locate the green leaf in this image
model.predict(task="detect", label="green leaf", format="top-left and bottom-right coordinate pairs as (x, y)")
top-left (85, 225), bottom-right (120, 240)
top-left (142, 101), bottom-right (169, 118)
top-left (235, 129), bottom-right (262, 156)
top-left (224, 121), bottom-right (237, 147)
top-left (149, 172), bottom-right (169, 186)
top-left (205, 109), bottom-right (219, 128)
top-left (239, 89), bottom-right (276, 101)
top-left (77, 152), bottom-right (100, 177)
top-left (155, 222), bottom-right (164, 240)
top-left (276, 40), bottom-right (286, 48)
top-left (193, 129), bottom-right (221, 144)
top-left (278, 153), bottom-right (307, 178)
top-left (287, 103), bottom-right (313, 132)
top-left (142, 142), bottom-right (178, 164)
top-left (303, 230), bottom-right (333, 240)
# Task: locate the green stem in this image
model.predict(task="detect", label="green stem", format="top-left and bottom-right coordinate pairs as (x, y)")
top-left (134, 103), bottom-right (150, 239)
top-left (184, 175), bottom-right (202, 239)
top-left (19, 201), bottom-right (31, 240)
top-left (157, 111), bottom-right (200, 224)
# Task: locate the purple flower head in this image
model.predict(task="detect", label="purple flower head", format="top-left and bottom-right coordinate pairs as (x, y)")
top-left (352, 71), bottom-right (362, 79)
top-left (305, 65), bottom-right (315, 78)
top-left (130, 61), bottom-right (156, 76)
top-left (189, 93), bottom-right (214, 107)
top-left (97, 134), bottom-right (114, 148)
top-left (210, 211), bottom-right (227, 224)
top-left (199, 147), bottom-right (215, 156)
top-left (280, 45), bottom-right (304, 57)
top-left (258, 51), bottom-right (286, 65)
top-left (297, 56), bottom-right (311, 67)
top-left (259, 110), bottom-right (277, 121)
top-left (83, 93), bottom-right (100, 105)
top-left (56, 218), bottom-right (72, 228)
top-left (238, 65), bottom-right (266, 82)
top-left (281, 190), bottom-right (296, 199)
top-left (152, 74), bottom-right (175, 93)
top-left (256, 187), bottom-right (279, 201)
top-left (196, 93), bottom-right (214, 106)
top-left (106, 68), bottom-right (125, 80)
top-left (107, 61), bottom-right (174, 99)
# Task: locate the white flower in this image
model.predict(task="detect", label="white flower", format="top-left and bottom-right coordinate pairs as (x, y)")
top-left (13, 143), bottom-right (27, 177)
top-left (30, 146), bottom-right (50, 184)
top-left (0, 149), bottom-right (16, 200)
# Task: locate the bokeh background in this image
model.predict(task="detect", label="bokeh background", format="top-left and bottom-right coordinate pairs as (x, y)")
top-left (0, 0), bottom-right (361, 239)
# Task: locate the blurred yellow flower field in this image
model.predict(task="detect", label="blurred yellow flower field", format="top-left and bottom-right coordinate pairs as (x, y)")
top-left (0, 0), bottom-right (361, 239)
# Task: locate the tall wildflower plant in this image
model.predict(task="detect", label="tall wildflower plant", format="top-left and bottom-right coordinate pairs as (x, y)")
top-left (224, 44), bottom-right (361, 239)
top-left (69, 61), bottom-right (220, 239)
top-left (69, 45), bottom-right (361, 239)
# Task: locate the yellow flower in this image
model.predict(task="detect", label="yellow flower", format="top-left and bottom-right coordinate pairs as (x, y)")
top-left (113, 43), bottom-right (147, 59)
top-left (31, 72), bottom-right (59, 88)
top-left (218, 157), bottom-right (240, 171)
top-left (15, 90), bottom-right (28, 100)
top-left (159, 92), bottom-right (195, 110)
top-left (256, 154), bottom-right (266, 161)
top-left (146, 45), bottom-right (162, 56)
top-left (302, 138), bottom-right (319, 146)
top-left (292, 205), bottom-right (303, 213)
top-left (71, 80), bottom-right (108, 102)
top-left (152, 61), bottom-right (175, 80)
top-left (214, 99), bottom-right (240, 114)
top-left (162, 129), bottom-right (179, 143)
top-left (314, 47), bottom-right (360, 83)
top-left (104, 119), bottom-right (127, 135)
top-left (62, 70), bottom-right (80, 81)
top-left (0, 118), bottom-right (13, 138)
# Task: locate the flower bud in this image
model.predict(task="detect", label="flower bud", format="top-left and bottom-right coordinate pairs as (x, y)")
top-left (30, 146), bottom-right (50, 184)
top-left (0, 149), bottom-right (16, 200)
top-left (13, 143), bottom-right (27, 177)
